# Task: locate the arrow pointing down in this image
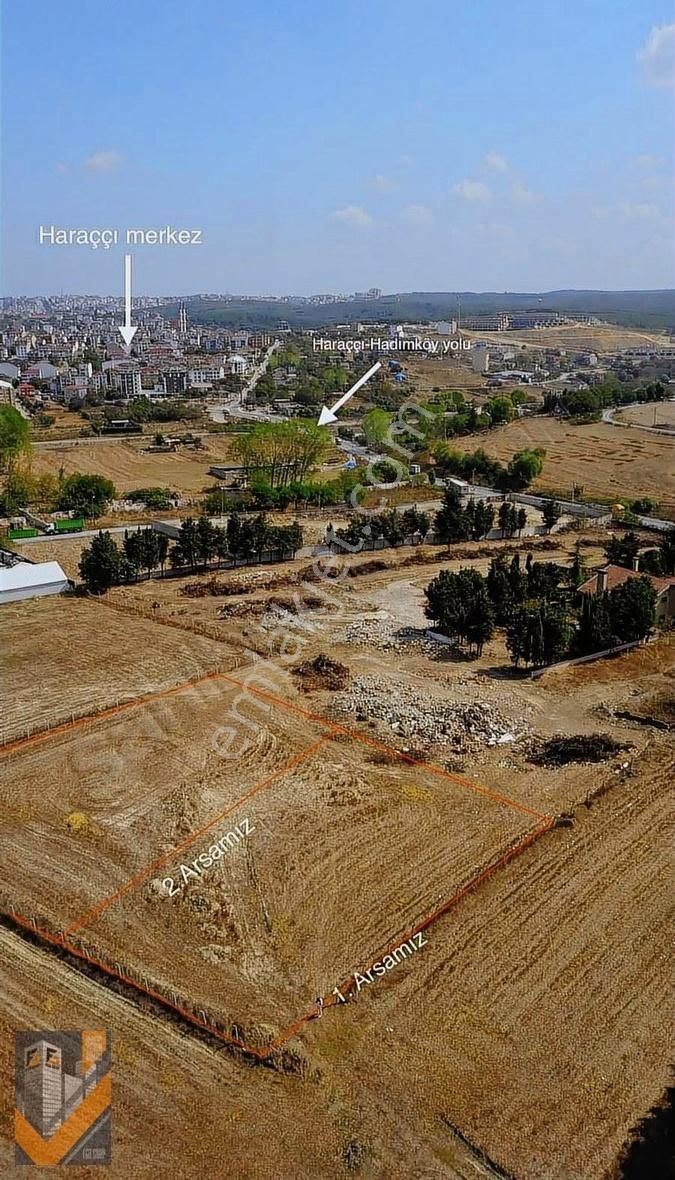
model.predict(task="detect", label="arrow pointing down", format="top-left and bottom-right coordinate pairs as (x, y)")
top-left (317, 361), bottom-right (382, 426)
top-left (118, 254), bottom-right (138, 348)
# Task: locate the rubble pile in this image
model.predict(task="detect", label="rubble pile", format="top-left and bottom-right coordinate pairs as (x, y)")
top-left (332, 675), bottom-right (522, 749)
top-left (340, 616), bottom-right (440, 655)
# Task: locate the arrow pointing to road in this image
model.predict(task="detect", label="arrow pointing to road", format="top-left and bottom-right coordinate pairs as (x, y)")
top-left (118, 253), bottom-right (138, 348)
top-left (317, 360), bottom-right (382, 426)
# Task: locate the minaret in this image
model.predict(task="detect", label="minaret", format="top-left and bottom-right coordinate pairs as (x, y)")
top-left (178, 302), bottom-right (188, 335)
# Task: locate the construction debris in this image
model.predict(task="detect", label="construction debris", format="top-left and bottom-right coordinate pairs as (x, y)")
top-left (332, 675), bottom-right (524, 750)
top-left (340, 616), bottom-right (440, 655)
top-left (292, 653), bottom-right (350, 692)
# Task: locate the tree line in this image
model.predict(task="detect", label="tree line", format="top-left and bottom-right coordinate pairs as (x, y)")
top-left (78, 514), bottom-right (304, 593)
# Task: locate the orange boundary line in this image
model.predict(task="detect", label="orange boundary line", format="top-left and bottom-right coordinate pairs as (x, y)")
top-left (6, 815), bottom-right (555, 1062)
top-left (64, 735), bottom-right (330, 938)
top-left (0, 661), bottom-right (548, 822)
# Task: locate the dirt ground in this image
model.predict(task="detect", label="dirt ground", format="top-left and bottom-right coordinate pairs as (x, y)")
top-left (30, 435), bottom-right (237, 496)
top-left (1, 540), bottom-right (672, 1178)
top-left (446, 415), bottom-right (675, 512)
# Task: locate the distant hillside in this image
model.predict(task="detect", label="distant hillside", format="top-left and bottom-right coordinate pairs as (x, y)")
top-left (158, 289), bottom-right (675, 331)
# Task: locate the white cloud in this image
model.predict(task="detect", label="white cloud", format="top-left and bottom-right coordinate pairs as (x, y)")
top-left (511, 179), bottom-right (541, 205)
top-left (618, 202), bottom-right (661, 220)
top-left (369, 173), bottom-right (395, 192)
top-left (85, 149), bottom-right (125, 173)
top-left (331, 205), bottom-right (372, 227)
top-left (401, 204), bottom-right (433, 226)
top-left (637, 23), bottom-right (675, 88)
top-left (452, 178), bottom-right (492, 203)
top-left (634, 153), bottom-right (664, 169)
top-left (484, 151), bottom-right (509, 173)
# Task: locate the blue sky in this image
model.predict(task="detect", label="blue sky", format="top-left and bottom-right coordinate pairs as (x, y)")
top-left (2, 0), bottom-right (673, 294)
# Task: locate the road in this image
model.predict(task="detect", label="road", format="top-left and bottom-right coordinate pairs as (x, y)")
top-left (208, 340), bottom-right (281, 422)
top-left (602, 398), bottom-right (675, 435)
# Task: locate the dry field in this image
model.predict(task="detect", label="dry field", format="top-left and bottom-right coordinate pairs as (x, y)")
top-left (448, 415), bottom-right (675, 511)
top-left (0, 596), bottom-right (238, 743)
top-left (616, 400), bottom-right (675, 429)
top-left (462, 324), bottom-right (673, 352)
top-left (1, 547), bottom-right (672, 1177)
top-left (30, 434), bottom-right (237, 496)
top-left (0, 926), bottom-right (497, 1180)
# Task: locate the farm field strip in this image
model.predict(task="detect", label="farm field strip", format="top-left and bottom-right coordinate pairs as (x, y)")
top-left (3, 809), bottom-right (557, 1064)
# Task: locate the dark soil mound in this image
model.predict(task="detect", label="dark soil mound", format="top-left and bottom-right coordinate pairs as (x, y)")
top-left (530, 733), bottom-right (628, 767)
top-left (292, 654), bottom-right (350, 693)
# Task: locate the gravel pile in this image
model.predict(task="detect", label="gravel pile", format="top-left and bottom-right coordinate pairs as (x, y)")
top-left (332, 675), bottom-right (522, 749)
top-left (340, 616), bottom-right (440, 655)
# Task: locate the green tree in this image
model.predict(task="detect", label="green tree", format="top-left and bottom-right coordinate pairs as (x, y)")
top-left (541, 499), bottom-right (561, 532)
top-left (604, 531), bottom-right (641, 569)
top-left (608, 577), bottom-right (657, 642)
top-left (0, 405), bottom-right (31, 471)
top-left (507, 448), bottom-right (545, 489)
top-left (434, 486), bottom-right (470, 543)
top-left (79, 531), bottom-right (124, 593)
top-left (362, 408), bottom-right (393, 447)
top-left (59, 473), bottom-right (116, 518)
top-left (424, 567), bottom-right (494, 654)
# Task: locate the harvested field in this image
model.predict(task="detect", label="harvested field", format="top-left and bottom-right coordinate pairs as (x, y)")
top-left (30, 434), bottom-right (237, 496)
top-left (462, 324), bottom-right (673, 351)
top-left (0, 596), bottom-right (235, 743)
top-left (0, 926), bottom-right (499, 1180)
top-left (307, 753), bottom-right (673, 1179)
top-left (16, 535), bottom-right (89, 579)
top-left (1, 523), bottom-right (671, 1178)
top-left (616, 400), bottom-right (675, 429)
top-left (451, 415), bottom-right (675, 511)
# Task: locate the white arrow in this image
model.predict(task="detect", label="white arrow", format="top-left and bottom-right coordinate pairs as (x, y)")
top-left (318, 361), bottom-right (382, 426)
top-left (118, 253), bottom-right (138, 348)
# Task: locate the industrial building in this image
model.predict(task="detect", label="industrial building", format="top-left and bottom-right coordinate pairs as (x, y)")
top-left (0, 560), bottom-right (70, 604)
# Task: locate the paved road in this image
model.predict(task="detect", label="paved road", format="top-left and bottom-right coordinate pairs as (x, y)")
top-left (208, 340), bottom-right (281, 422)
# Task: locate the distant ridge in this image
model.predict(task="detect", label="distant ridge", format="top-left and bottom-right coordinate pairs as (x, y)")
top-left (158, 289), bottom-right (675, 331)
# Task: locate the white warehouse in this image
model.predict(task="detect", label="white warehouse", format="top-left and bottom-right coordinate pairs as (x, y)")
top-left (0, 561), bottom-right (70, 605)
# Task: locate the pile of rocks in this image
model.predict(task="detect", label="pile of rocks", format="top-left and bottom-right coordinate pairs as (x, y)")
top-left (340, 616), bottom-right (440, 655)
top-left (332, 675), bottom-right (522, 750)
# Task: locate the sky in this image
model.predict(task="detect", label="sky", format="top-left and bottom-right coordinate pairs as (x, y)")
top-left (1, 0), bottom-right (674, 295)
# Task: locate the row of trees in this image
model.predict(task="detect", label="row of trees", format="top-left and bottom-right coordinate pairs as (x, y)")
top-left (543, 378), bottom-right (668, 422)
top-left (78, 514), bottom-right (305, 593)
top-left (0, 467), bottom-right (116, 517)
top-left (432, 444), bottom-right (546, 490)
top-left (333, 506), bottom-right (431, 549)
top-left (605, 529), bottom-right (675, 576)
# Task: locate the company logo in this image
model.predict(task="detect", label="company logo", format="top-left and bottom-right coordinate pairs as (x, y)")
top-left (15, 1030), bottom-right (111, 1166)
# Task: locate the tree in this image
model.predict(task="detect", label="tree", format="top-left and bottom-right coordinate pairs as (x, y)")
top-left (541, 499), bottom-right (561, 532)
top-left (658, 528), bottom-right (675, 575)
top-left (0, 404), bottom-right (31, 471)
top-left (506, 605), bottom-right (545, 668)
top-left (573, 592), bottom-right (614, 655)
top-left (79, 531), bottom-right (124, 593)
top-left (604, 531), bottom-right (641, 569)
top-left (362, 408), bottom-right (393, 448)
top-left (434, 486), bottom-right (470, 544)
top-left (59, 473), bottom-right (116, 518)
top-left (485, 395), bottom-right (514, 425)
top-left (424, 567), bottom-right (494, 654)
top-left (507, 448), bottom-right (545, 490)
top-left (608, 577), bottom-right (657, 642)
top-left (498, 500), bottom-right (518, 538)
top-left (567, 541), bottom-right (587, 588)
top-left (516, 507), bottom-right (527, 535)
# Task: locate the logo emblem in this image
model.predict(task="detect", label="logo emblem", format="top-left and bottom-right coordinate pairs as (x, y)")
top-left (15, 1031), bottom-right (111, 1166)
